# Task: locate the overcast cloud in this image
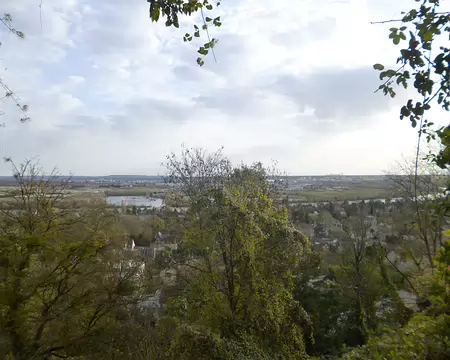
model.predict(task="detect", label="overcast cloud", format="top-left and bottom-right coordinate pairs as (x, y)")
top-left (0, 0), bottom-right (439, 175)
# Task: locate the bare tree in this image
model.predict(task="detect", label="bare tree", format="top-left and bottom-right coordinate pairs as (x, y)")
top-left (0, 14), bottom-right (30, 122)
top-left (386, 156), bottom-right (449, 271)
top-left (164, 145), bottom-right (232, 202)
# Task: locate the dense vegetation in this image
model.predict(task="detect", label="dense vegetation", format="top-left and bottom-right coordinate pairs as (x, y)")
top-left (0, 149), bottom-right (448, 360)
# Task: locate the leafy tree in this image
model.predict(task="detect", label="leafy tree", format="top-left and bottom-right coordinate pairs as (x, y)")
top-left (328, 216), bottom-right (385, 346)
top-left (293, 253), bottom-right (351, 357)
top-left (370, 15), bottom-right (450, 360)
top-left (373, 0), bottom-right (448, 134)
top-left (343, 240), bottom-right (450, 360)
top-left (160, 148), bottom-right (312, 359)
top-left (373, 0), bottom-right (450, 213)
top-left (0, 160), bottom-right (143, 360)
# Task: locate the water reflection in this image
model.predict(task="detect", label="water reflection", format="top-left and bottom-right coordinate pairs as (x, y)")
top-left (106, 196), bottom-right (164, 208)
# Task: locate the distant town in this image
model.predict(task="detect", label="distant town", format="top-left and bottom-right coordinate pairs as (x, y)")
top-left (0, 174), bottom-right (390, 192)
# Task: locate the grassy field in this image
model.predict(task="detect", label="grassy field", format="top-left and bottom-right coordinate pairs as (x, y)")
top-left (0, 181), bottom-right (407, 204)
top-left (0, 184), bottom-right (393, 203)
top-left (287, 186), bottom-right (392, 202)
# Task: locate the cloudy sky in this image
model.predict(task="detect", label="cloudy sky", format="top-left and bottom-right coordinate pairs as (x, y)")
top-left (0, 0), bottom-right (444, 176)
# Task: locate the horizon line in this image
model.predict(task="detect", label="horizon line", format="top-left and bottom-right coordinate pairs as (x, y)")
top-left (0, 174), bottom-right (391, 178)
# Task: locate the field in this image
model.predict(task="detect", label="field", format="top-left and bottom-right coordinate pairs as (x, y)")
top-left (287, 186), bottom-right (392, 202)
top-left (285, 177), bottom-right (396, 202)
top-left (0, 175), bottom-right (441, 204)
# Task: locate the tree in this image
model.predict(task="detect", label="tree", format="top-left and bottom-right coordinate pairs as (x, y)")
top-left (0, 160), bottom-right (143, 360)
top-left (293, 251), bottom-right (351, 357)
top-left (386, 157), bottom-right (449, 271)
top-left (329, 216), bottom-right (384, 346)
top-left (164, 145), bottom-right (231, 201)
top-left (343, 240), bottom-right (450, 360)
top-left (161, 148), bottom-right (313, 359)
top-left (372, 0), bottom-right (450, 211)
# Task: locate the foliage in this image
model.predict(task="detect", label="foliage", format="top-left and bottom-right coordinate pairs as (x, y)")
top-left (373, 0), bottom-right (450, 171)
top-left (147, 0), bottom-right (222, 66)
top-left (0, 155), bottom-right (447, 359)
top-left (343, 312), bottom-right (450, 360)
top-left (162, 149), bottom-right (312, 359)
top-left (386, 158), bottom-right (449, 270)
top-left (0, 161), bottom-right (142, 360)
top-left (371, 14), bottom-right (450, 360)
top-left (343, 240), bottom-right (450, 360)
top-left (328, 217), bottom-right (391, 346)
top-left (294, 256), bottom-right (351, 357)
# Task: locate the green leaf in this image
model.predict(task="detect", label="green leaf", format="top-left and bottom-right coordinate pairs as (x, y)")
top-left (386, 69), bottom-right (396, 77)
top-left (197, 47), bottom-right (208, 56)
top-left (197, 57), bottom-right (205, 66)
top-left (422, 31), bottom-right (433, 42)
top-left (152, 6), bottom-right (160, 22)
top-left (373, 64), bottom-right (385, 71)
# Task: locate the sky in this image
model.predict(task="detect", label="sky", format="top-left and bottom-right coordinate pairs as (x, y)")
top-left (0, 0), bottom-right (445, 176)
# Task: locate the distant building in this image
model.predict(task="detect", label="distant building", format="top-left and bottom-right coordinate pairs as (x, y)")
top-left (125, 232), bottom-right (178, 260)
top-left (125, 238), bottom-right (135, 250)
top-left (137, 290), bottom-right (162, 317)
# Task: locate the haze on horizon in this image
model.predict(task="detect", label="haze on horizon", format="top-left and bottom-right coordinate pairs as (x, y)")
top-left (1, 0), bottom-right (443, 176)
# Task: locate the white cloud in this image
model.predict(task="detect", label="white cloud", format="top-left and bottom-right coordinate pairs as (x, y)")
top-left (0, 0), bottom-right (435, 175)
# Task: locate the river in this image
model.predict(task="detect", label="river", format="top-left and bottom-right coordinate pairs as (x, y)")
top-left (106, 196), bottom-right (164, 208)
